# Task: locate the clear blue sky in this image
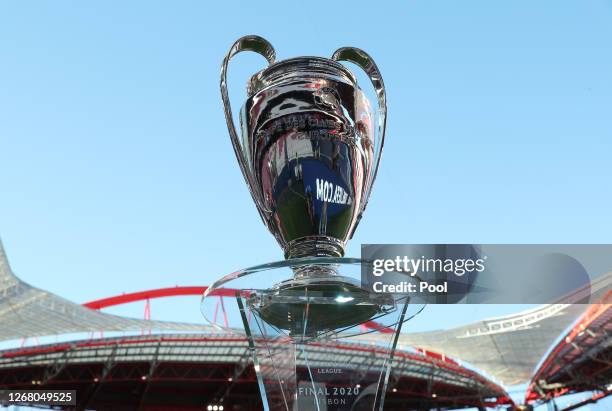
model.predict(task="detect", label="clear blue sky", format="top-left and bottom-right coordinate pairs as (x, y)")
top-left (1, 2), bottom-right (611, 409)
top-left (1, 0), bottom-right (611, 338)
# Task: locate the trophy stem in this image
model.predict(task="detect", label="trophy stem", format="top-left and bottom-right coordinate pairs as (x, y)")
top-left (236, 293), bottom-right (276, 411)
top-left (284, 237), bottom-right (345, 260)
top-left (374, 299), bottom-right (409, 411)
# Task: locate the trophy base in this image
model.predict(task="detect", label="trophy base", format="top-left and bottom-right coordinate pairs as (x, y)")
top-left (249, 276), bottom-right (393, 338)
top-left (201, 257), bottom-right (424, 411)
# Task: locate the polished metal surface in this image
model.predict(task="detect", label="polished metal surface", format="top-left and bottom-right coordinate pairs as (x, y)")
top-left (221, 35), bottom-right (386, 259)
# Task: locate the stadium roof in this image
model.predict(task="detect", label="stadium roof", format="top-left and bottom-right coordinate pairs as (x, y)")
top-left (0, 238), bottom-right (596, 390)
top-left (0, 240), bottom-right (212, 342)
top-left (394, 272), bottom-right (611, 386)
top-left (396, 304), bottom-right (587, 386)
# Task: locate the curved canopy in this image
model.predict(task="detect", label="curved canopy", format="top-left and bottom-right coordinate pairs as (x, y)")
top-left (0, 240), bottom-right (212, 342)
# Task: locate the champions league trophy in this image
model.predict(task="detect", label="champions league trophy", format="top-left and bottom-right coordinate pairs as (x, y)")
top-left (202, 35), bottom-right (418, 411)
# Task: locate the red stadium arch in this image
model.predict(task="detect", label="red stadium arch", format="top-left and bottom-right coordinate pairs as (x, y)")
top-left (84, 286), bottom-right (217, 309)
top-left (525, 291), bottom-right (612, 404)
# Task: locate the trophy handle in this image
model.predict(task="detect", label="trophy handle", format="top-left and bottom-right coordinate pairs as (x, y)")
top-left (220, 35), bottom-right (276, 217)
top-left (331, 47), bottom-right (387, 233)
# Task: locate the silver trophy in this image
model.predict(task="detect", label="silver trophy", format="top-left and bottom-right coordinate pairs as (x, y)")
top-left (220, 35), bottom-right (385, 261)
top-left (203, 35), bottom-right (414, 411)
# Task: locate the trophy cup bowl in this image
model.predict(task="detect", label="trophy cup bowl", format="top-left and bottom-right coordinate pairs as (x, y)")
top-left (221, 35), bottom-right (386, 261)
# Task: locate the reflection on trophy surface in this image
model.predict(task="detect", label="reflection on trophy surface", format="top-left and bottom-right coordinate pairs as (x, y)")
top-left (222, 35), bottom-right (385, 262)
top-left (244, 60), bottom-right (374, 259)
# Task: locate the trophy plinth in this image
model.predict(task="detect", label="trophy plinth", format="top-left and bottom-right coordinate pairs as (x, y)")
top-left (204, 35), bottom-right (416, 410)
top-left (202, 258), bottom-right (420, 411)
